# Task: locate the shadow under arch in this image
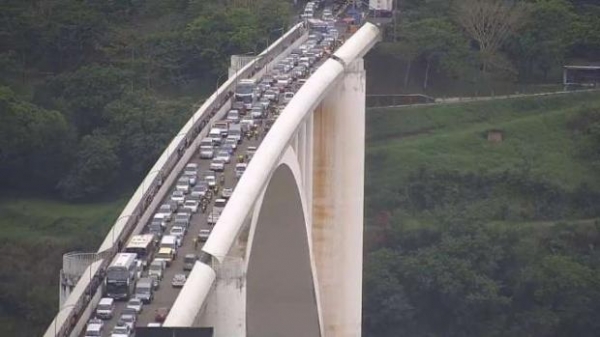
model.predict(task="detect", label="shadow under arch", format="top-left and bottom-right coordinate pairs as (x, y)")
top-left (246, 163), bottom-right (320, 337)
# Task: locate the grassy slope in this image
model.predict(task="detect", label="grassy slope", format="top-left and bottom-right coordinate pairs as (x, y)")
top-left (365, 91), bottom-right (600, 229)
top-left (0, 197), bottom-right (125, 243)
top-left (367, 92), bottom-right (600, 192)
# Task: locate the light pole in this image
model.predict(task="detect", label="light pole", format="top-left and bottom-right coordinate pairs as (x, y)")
top-left (54, 303), bottom-right (78, 337)
top-left (215, 72), bottom-right (228, 105)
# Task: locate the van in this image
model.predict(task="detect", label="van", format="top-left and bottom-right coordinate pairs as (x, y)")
top-left (154, 247), bottom-right (175, 266)
top-left (160, 235), bottom-right (178, 252)
top-left (135, 277), bottom-right (154, 303)
top-left (149, 260), bottom-right (165, 280)
top-left (95, 297), bottom-right (115, 320)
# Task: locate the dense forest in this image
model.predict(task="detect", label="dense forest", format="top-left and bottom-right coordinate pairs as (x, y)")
top-left (1, 0), bottom-right (292, 200)
top-left (375, 0), bottom-right (600, 94)
top-left (1, 0), bottom-right (600, 336)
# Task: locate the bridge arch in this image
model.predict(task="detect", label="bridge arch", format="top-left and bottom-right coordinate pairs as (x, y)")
top-left (246, 160), bottom-right (320, 337)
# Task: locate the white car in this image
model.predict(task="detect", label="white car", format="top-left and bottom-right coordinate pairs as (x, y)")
top-left (155, 204), bottom-right (173, 221)
top-left (221, 187), bottom-right (233, 199)
top-left (216, 150), bottom-right (231, 163)
top-left (226, 110), bottom-right (240, 123)
top-left (199, 145), bottom-right (214, 159)
top-left (170, 226), bottom-right (186, 246)
top-left (224, 138), bottom-right (238, 151)
top-left (110, 323), bottom-right (132, 337)
top-left (210, 158), bottom-right (225, 171)
top-left (170, 190), bottom-right (185, 205)
top-left (118, 313), bottom-right (136, 330)
top-left (126, 298), bottom-right (143, 314)
top-left (198, 229), bottom-right (211, 242)
top-left (283, 91), bottom-right (295, 104)
top-left (235, 163), bottom-right (247, 179)
top-left (183, 199), bottom-right (199, 213)
top-left (182, 171), bottom-right (197, 185)
top-left (172, 274), bottom-right (187, 288)
top-left (84, 318), bottom-right (104, 337)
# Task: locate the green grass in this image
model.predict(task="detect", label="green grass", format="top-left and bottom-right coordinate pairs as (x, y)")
top-left (0, 197), bottom-right (125, 243)
top-left (367, 92), bottom-right (600, 191)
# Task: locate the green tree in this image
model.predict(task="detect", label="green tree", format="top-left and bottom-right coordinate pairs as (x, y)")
top-left (0, 86), bottom-right (73, 192)
top-left (510, 0), bottom-right (577, 80)
top-left (58, 133), bottom-right (120, 199)
top-left (36, 65), bottom-right (128, 135)
top-left (103, 91), bottom-right (190, 176)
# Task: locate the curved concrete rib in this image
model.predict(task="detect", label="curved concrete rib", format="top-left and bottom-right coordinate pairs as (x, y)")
top-left (165, 22), bottom-right (380, 327)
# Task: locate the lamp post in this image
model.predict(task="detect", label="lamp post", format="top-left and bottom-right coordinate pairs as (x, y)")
top-left (215, 72), bottom-right (228, 105)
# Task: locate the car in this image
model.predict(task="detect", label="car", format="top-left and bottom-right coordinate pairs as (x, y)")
top-left (258, 97), bottom-right (271, 110)
top-left (221, 187), bottom-right (233, 199)
top-left (155, 203), bottom-right (174, 221)
top-left (172, 274), bottom-right (187, 287)
top-left (183, 254), bottom-right (198, 271)
top-left (126, 298), bottom-right (143, 314)
top-left (207, 209), bottom-right (221, 225)
top-left (95, 298), bottom-right (115, 320)
top-left (174, 212), bottom-right (191, 229)
top-left (235, 163), bottom-right (247, 179)
top-left (149, 260), bottom-right (165, 280)
top-left (198, 229), bottom-right (211, 242)
top-left (182, 171), bottom-right (197, 185)
top-left (170, 226), bottom-right (186, 246)
top-left (199, 145), bottom-right (215, 159)
top-left (201, 171), bottom-right (217, 188)
top-left (110, 323), bottom-right (132, 337)
top-left (155, 307), bottom-right (170, 322)
top-left (191, 182), bottom-right (210, 198)
top-left (170, 190), bottom-right (185, 205)
top-left (210, 158), bottom-right (225, 171)
top-left (149, 273), bottom-right (160, 290)
top-left (283, 91), bottom-right (295, 104)
top-left (263, 90), bottom-right (278, 101)
top-left (223, 138), bottom-right (238, 151)
top-left (183, 199), bottom-right (199, 213)
top-left (251, 108), bottom-right (264, 119)
top-left (216, 150), bottom-right (231, 163)
top-left (226, 110), bottom-right (240, 123)
top-left (176, 177), bottom-right (190, 193)
top-left (84, 318), bottom-right (104, 337)
top-left (118, 313), bottom-right (136, 330)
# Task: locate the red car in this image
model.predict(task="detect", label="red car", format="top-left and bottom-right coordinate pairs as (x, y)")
top-left (155, 307), bottom-right (170, 322)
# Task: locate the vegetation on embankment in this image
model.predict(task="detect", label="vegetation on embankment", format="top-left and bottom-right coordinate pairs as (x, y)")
top-left (0, 197), bottom-right (124, 336)
top-left (363, 91), bottom-right (600, 336)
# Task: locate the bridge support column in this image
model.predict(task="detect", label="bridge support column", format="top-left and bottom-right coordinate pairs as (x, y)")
top-left (312, 58), bottom-right (365, 337)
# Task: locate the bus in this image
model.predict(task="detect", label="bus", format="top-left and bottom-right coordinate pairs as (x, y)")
top-left (105, 253), bottom-right (138, 300)
top-left (124, 234), bottom-right (156, 267)
top-left (235, 79), bottom-right (256, 109)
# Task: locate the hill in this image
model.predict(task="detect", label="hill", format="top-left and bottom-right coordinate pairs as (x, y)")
top-left (363, 91), bottom-right (600, 337)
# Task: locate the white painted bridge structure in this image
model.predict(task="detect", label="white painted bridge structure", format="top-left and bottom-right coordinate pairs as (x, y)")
top-left (45, 22), bottom-right (380, 337)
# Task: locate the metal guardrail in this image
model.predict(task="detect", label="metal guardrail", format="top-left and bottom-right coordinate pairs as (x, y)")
top-left (44, 22), bottom-right (308, 337)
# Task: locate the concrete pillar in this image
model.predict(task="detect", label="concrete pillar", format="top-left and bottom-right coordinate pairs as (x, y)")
top-left (312, 58), bottom-right (365, 337)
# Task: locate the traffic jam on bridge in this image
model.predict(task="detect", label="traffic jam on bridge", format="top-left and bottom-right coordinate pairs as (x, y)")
top-left (81, 2), bottom-right (354, 336)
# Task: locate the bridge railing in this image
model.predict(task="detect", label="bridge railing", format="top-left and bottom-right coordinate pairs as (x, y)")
top-left (44, 21), bottom-right (308, 337)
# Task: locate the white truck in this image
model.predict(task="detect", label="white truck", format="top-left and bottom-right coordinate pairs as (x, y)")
top-left (369, 0), bottom-right (393, 17)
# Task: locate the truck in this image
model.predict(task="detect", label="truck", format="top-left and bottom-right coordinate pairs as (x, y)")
top-left (369, 0), bottom-right (393, 18)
